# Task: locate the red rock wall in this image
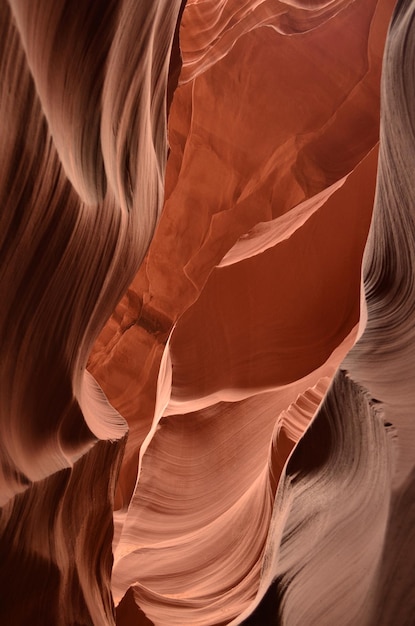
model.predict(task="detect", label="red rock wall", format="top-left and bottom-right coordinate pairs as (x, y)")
top-left (2, 0), bottom-right (415, 624)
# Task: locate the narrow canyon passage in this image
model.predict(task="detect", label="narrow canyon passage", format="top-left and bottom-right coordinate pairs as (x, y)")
top-left (1, 0), bottom-right (414, 625)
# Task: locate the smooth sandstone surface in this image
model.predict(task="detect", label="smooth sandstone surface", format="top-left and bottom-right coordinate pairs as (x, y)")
top-left (1, 0), bottom-right (415, 624)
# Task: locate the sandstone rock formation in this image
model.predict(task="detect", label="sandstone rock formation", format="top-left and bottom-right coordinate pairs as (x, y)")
top-left (1, 0), bottom-right (414, 624)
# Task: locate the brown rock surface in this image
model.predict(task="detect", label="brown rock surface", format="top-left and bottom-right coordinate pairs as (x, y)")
top-left (3, 0), bottom-right (415, 624)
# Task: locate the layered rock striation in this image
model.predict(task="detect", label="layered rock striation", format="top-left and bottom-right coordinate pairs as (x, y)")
top-left (1, 0), bottom-right (414, 624)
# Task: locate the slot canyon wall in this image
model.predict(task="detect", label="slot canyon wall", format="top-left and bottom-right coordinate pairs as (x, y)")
top-left (0, 0), bottom-right (414, 624)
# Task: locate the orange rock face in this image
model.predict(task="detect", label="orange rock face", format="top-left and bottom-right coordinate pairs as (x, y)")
top-left (2, 0), bottom-right (415, 624)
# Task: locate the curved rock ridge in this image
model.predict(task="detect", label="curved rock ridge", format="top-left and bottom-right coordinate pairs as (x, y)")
top-left (233, 370), bottom-right (394, 626)
top-left (111, 377), bottom-right (330, 626)
top-left (0, 0), bottom-right (183, 623)
top-left (2, 0), bottom-right (414, 624)
top-left (345, 1), bottom-right (415, 620)
top-left (167, 148), bottom-right (378, 404)
top-left (180, 0), bottom-right (361, 84)
top-left (0, 0), bottom-right (182, 504)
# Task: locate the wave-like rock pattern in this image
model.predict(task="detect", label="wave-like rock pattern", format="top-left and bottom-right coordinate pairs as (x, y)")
top-left (0, 0), bottom-right (182, 623)
top-left (2, 0), bottom-right (415, 624)
top-left (240, 1), bottom-right (415, 622)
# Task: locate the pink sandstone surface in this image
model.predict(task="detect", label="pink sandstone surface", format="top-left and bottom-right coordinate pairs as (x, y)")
top-left (1, 0), bottom-right (415, 624)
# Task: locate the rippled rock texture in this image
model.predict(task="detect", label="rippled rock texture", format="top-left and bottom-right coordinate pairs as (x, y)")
top-left (1, 0), bottom-right (414, 624)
